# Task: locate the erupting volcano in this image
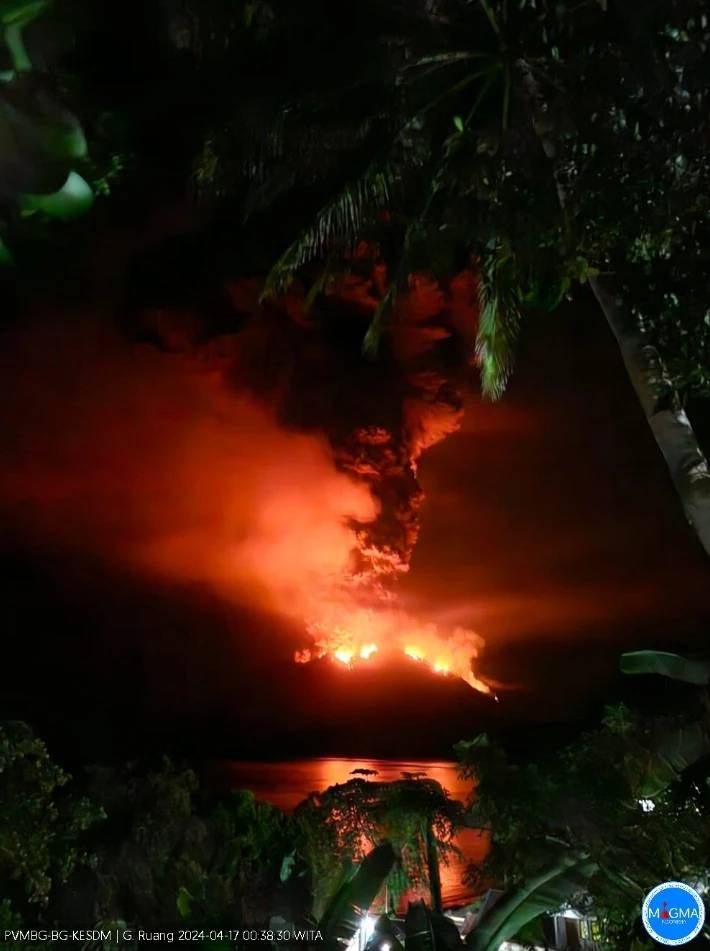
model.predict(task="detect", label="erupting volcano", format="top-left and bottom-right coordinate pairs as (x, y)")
top-left (290, 417), bottom-right (492, 695)
top-left (275, 262), bottom-right (493, 696)
top-left (295, 606), bottom-right (491, 694)
top-left (0, 254), bottom-right (493, 706)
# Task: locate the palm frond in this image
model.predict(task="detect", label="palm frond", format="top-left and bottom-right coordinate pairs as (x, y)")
top-left (362, 65), bottom-right (500, 357)
top-left (403, 50), bottom-right (495, 83)
top-left (476, 249), bottom-right (522, 400)
top-left (262, 163), bottom-right (398, 299)
top-left (362, 284), bottom-right (396, 358)
top-left (477, 0), bottom-right (503, 39)
top-left (361, 212), bottom-right (429, 358)
top-left (193, 107), bottom-right (381, 208)
top-left (415, 65), bottom-right (498, 121)
top-left (406, 51), bottom-right (491, 69)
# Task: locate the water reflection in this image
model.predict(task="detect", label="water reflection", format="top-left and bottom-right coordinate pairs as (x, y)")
top-left (216, 757), bottom-right (488, 907)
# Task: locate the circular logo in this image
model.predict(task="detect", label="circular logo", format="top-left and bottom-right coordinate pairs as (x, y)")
top-left (642, 881), bottom-right (705, 946)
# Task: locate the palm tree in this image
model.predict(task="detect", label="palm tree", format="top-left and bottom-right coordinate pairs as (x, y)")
top-left (517, 38), bottom-right (710, 560)
top-left (294, 775), bottom-right (463, 923)
top-left (256, 0), bottom-right (710, 557)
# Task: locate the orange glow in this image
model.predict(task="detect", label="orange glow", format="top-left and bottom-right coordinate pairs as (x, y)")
top-left (0, 312), bottom-right (492, 701)
top-left (297, 606), bottom-right (492, 695)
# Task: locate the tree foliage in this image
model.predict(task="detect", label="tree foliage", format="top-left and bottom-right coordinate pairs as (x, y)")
top-left (0, 722), bottom-right (103, 920)
top-left (0, 725), bottom-right (472, 948)
top-left (456, 654), bottom-right (710, 948)
top-left (84, 761), bottom-right (292, 932)
top-left (189, 0), bottom-right (709, 405)
top-left (294, 776), bottom-right (463, 918)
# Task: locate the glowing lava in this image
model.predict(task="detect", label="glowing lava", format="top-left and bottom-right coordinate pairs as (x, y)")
top-left (284, 261), bottom-right (494, 698)
top-left (295, 606), bottom-right (491, 695)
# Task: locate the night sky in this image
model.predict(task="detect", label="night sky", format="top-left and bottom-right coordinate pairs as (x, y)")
top-left (406, 297), bottom-right (710, 720)
top-left (2, 274), bottom-right (707, 764)
top-left (1, 0), bottom-right (705, 771)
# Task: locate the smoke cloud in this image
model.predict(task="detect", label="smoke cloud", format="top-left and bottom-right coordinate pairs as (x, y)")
top-left (0, 261), bottom-right (492, 695)
top-left (0, 317), bottom-right (378, 623)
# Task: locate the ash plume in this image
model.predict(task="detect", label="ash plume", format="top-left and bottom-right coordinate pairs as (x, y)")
top-left (0, 255), bottom-right (490, 692)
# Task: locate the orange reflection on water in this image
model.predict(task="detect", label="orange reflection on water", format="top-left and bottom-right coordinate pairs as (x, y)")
top-left (217, 757), bottom-right (489, 908)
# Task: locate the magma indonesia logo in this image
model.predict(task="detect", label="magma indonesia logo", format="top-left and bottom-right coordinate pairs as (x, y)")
top-left (642, 882), bottom-right (705, 946)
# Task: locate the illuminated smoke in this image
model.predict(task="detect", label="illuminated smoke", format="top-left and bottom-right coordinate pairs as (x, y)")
top-left (0, 317), bottom-right (376, 614)
top-left (296, 602), bottom-right (490, 694)
top-left (0, 258), bottom-right (491, 695)
top-left (284, 260), bottom-right (492, 695)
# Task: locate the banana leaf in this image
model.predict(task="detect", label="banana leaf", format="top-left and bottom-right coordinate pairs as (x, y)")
top-left (638, 718), bottom-right (710, 798)
top-left (1, 0), bottom-right (51, 73)
top-left (0, 0), bottom-right (50, 27)
top-left (365, 915), bottom-right (404, 951)
top-left (620, 650), bottom-right (710, 685)
top-left (405, 901), bottom-right (463, 951)
top-left (0, 86), bottom-right (88, 193)
top-left (320, 842), bottom-right (396, 951)
top-left (0, 236), bottom-right (13, 265)
top-left (428, 914), bottom-right (465, 951)
top-left (34, 105), bottom-right (88, 165)
top-left (466, 857), bottom-right (598, 951)
top-left (17, 93), bottom-right (88, 173)
top-left (21, 170), bottom-right (93, 219)
top-left (404, 901), bottom-right (436, 951)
